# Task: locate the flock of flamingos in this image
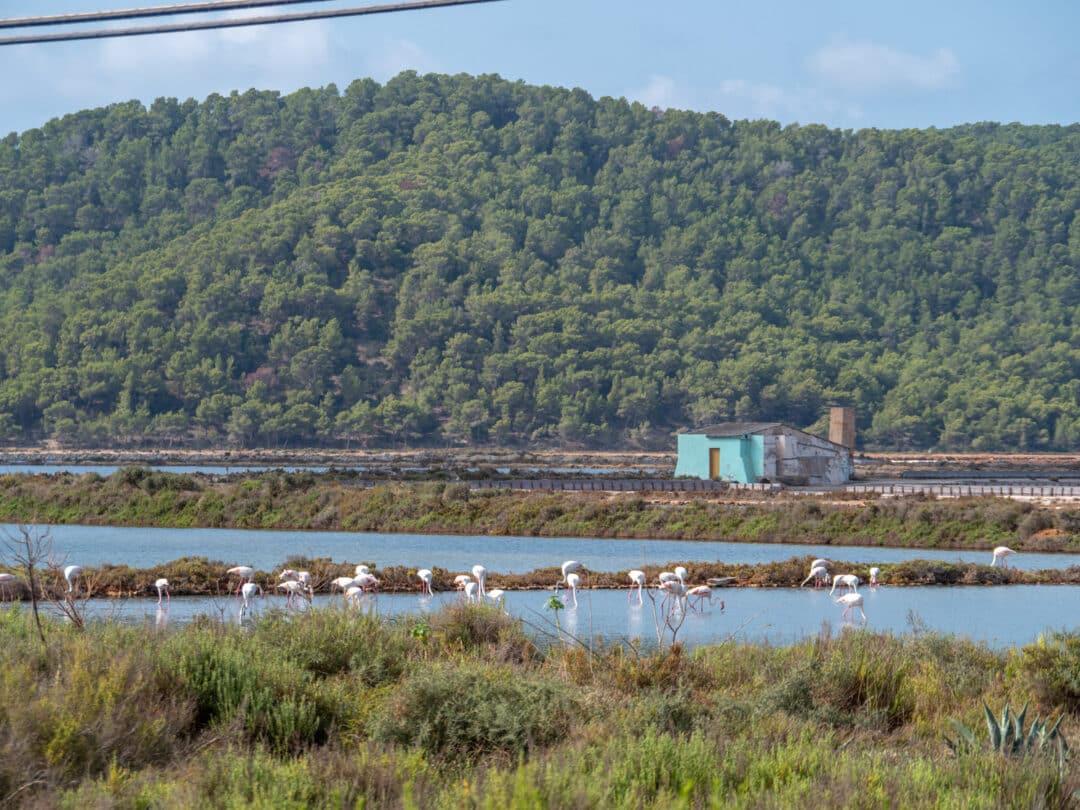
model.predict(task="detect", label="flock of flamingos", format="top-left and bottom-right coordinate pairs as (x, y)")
top-left (19, 545), bottom-right (1018, 625)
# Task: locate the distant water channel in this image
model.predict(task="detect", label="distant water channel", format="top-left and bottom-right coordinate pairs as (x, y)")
top-left (5, 523), bottom-right (1079, 572)
top-left (0, 464), bottom-right (329, 476)
top-left (45, 584), bottom-right (1080, 650)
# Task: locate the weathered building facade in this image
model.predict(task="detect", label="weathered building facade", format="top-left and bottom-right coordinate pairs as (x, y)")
top-left (674, 421), bottom-right (854, 486)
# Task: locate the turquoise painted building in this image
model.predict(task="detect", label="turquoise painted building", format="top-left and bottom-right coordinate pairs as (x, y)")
top-left (675, 421), bottom-right (853, 486)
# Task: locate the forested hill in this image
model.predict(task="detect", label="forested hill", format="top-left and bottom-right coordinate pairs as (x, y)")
top-left (1, 72), bottom-right (1078, 451)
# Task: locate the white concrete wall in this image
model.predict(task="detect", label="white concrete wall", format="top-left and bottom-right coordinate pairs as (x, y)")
top-left (776, 426), bottom-right (852, 485)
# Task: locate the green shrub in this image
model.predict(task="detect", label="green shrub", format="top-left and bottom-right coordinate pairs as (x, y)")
top-left (814, 631), bottom-right (915, 729)
top-left (1011, 631), bottom-right (1080, 713)
top-left (369, 664), bottom-right (577, 759)
top-left (163, 626), bottom-right (339, 752)
top-left (430, 601), bottom-right (535, 662)
top-left (251, 609), bottom-right (409, 683)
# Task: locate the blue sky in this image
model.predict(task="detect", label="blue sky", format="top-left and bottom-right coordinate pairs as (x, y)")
top-left (3, 0), bottom-right (1078, 136)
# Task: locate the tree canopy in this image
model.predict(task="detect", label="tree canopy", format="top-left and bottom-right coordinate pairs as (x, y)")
top-left (1, 72), bottom-right (1078, 451)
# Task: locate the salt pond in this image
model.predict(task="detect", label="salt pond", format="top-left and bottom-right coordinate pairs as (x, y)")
top-left (4, 523), bottom-right (1075, 572)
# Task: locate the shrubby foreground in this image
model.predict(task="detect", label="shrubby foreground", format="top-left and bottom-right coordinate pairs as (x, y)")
top-left (0, 602), bottom-right (1078, 807)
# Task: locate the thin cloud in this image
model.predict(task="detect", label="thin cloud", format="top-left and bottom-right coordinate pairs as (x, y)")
top-left (364, 37), bottom-right (441, 80)
top-left (101, 15), bottom-right (331, 76)
top-left (809, 38), bottom-right (960, 93)
top-left (713, 78), bottom-right (859, 124)
top-left (630, 74), bottom-right (685, 110)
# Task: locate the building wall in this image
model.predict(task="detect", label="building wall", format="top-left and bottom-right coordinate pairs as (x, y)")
top-left (675, 433), bottom-right (764, 483)
top-left (677, 427), bottom-right (852, 485)
top-left (775, 426), bottom-right (853, 485)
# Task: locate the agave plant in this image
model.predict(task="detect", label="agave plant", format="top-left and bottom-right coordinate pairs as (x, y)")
top-left (946, 701), bottom-right (1070, 772)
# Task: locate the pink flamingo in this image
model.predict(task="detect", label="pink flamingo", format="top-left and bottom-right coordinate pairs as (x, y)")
top-left (471, 564), bottom-right (487, 597)
top-left (63, 564), bottom-right (84, 596)
top-left (226, 566), bottom-right (255, 596)
top-left (830, 574), bottom-right (860, 595)
top-left (417, 568), bottom-right (434, 596)
top-left (0, 572), bottom-right (16, 601)
top-left (563, 572), bottom-right (580, 608)
top-left (687, 585), bottom-right (715, 611)
top-left (155, 577), bottom-right (170, 606)
top-left (801, 565), bottom-right (830, 588)
top-left (277, 580), bottom-right (310, 608)
top-left (627, 569), bottom-right (645, 604)
top-left (991, 547), bottom-right (1016, 568)
top-left (240, 582), bottom-right (261, 610)
top-left (835, 592), bottom-right (867, 622)
top-left (556, 560), bottom-right (583, 591)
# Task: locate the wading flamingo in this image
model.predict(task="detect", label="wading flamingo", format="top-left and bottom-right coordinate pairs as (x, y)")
top-left (686, 585), bottom-right (714, 611)
top-left (658, 569), bottom-right (686, 588)
top-left (240, 582), bottom-right (261, 610)
top-left (830, 574), bottom-right (860, 595)
top-left (563, 572), bottom-right (580, 608)
top-left (991, 546), bottom-right (1016, 568)
top-left (227, 566), bottom-right (255, 595)
top-left (345, 585), bottom-right (364, 607)
top-left (472, 564), bottom-right (487, 597)
top-left (417, 568), bottom-right (434, 596)
top-left (330, 576), bottom-right (357, 593)
top-left (659, 579), bottom-right (688, 612)
top-left (277, 580), bottom-right (310, 608)
top-left (354, 564), bottom-right (371, 577)
top-left (485, 588), bottom-right (506, 609)
top-left (811, 559), bottom-right (833, 572)
top-left (63, 564), bottom-right (83, 595)
top-left (0, 572), bottom-right (16, 601)
top-left (869, 567), bottom-right (881, 586)
top-left (556, 560), bottom-right (583, 590)
top-left (835, 592), bottom-right (867, 622)
top-left (627, 570), bottom-right (646, 604)
top-left (801, 565), bottom-right (830, 588)
top-left (463, 581), bottom-right (479, 603)
top-left (354, 572), bottom-right (380, 593)
top-left (155, 577), bottom-right (170, 606)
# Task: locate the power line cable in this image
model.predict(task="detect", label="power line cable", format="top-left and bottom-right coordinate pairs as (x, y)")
top-left (0, 1), bottom-right (341, 30)
top-left (0, 0), bottom-right (504, 47)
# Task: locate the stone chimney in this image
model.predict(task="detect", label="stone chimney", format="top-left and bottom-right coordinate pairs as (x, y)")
top-left (829, 406), bottom-right (855, 449)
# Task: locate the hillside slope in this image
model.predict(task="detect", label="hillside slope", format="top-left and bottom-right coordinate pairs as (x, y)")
top-left (1, 72), bottom-right (1078, 450)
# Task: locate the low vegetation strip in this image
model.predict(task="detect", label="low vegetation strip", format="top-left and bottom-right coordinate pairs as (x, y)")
top-left (0, 603), bottom-right (1077, 806)
top-left (0, 554), bottom-right (1075, 600)
top-left (0, 470), bottom-right (1079, 551)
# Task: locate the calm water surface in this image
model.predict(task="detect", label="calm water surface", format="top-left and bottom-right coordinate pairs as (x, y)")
top-left (5, 523), bottom-right (1076, 572)
top-left (0, 464), bottom-right (328, 476)
top-left (48, 584), bottom-right (1080, 650)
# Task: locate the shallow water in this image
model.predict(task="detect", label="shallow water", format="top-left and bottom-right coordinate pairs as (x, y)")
top-left (3, 523), bottom-right (1072, 573)
top-left (0, 464), bottom-right (328, 476)
top-left (41, 584), bottom-right (1080, 650)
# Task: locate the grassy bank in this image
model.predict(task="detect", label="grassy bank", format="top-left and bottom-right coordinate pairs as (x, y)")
top-left (0, 603), bottom-right (1076, 807)
top-left (1, 469), bottom-right (1079, 552)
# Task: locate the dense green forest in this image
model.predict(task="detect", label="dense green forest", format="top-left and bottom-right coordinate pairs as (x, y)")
top-left (0, 72), bottom-right (1078, 451)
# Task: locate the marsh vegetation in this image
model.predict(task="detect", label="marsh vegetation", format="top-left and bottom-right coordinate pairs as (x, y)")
top-left (0, 601), bottom-right (1077, 807)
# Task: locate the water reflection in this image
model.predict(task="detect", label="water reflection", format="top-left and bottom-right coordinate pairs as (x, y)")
top-left (19, 584), bottom-right (1078, 651)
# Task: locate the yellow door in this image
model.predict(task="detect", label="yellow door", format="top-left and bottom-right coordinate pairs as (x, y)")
top-left (709, 448), bottom-right (720, 479)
